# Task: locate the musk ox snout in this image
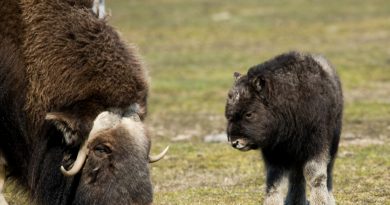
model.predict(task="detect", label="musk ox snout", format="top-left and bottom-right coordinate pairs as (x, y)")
top-left (231, 138), bottom-right (251, 151)
top-left (231, 138), bottom-right (253, 151)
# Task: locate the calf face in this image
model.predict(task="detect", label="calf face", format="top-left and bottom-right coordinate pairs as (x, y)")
top-left (225, 73), bottom-right (275, 151)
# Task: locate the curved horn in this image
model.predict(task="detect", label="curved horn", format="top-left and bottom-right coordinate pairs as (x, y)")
top-left (149, 146), bottom-right (169, 163)
top-left (59, 110), bottom-right (120, 176)
top-left (61, 142), bottom-right (88, 176)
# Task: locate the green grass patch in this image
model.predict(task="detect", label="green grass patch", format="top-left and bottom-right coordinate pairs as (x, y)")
top-left (150, 141), bottom-right (390, 204)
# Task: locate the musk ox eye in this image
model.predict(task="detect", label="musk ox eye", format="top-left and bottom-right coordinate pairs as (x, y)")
top-left (245, 112), bottom-right (253, 119)
top-left (93, 144), bottom-right (112, 155)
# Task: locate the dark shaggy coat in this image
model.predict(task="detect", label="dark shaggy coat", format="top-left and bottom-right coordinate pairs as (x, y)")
top-left (0, 0), bottom-right (24, 46)
top-left (0, 0), bottom-right (152, 204)
top-left (225, 51), bottom-right (343, 204)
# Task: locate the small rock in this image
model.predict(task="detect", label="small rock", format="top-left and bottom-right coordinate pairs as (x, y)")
top-left (204, 133), bottom-right (228, 143)
top-left (341, 138), bottom-right (384, 146)
top-left (343, 132), bottom-right (356, 140)
top-left (171, 134), bottom-right (192, 142)
top-left (211, 11), bottom-right (231, 22)
top-left (339, 151), bottom-right (354, 158)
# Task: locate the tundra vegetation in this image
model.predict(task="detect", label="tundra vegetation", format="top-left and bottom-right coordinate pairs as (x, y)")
top-left (4, 0), bottom-right (390, 204)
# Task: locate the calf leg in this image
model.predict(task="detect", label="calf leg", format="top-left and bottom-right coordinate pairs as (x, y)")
top-left (304, 154), bottom-right (333, 205)
top-left (263, 165), bottom-right (287, 205)
top-left (0, 152), bottom-right (8, 205)
top-left (285, 167), bottom-right (308, 205)
top-left (326, 156), bottom-right (336, 205)
top-left (327, 127), bottom-right (340, 205)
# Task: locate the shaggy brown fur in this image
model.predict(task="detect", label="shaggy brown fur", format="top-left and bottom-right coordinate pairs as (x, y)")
top-left (20, 0), bottom-right (149, 131)
top-left (0, 0), bottom-right (24, 46)
top-left (1, 0), bottom-right (153, 204)
top-left (0, 37), bottom-right (30, 179)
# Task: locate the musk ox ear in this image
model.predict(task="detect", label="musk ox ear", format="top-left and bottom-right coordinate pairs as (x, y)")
top-left (233, 72), bottom-right (242, 82)
top-left (251, 76), bottom-right (266, 93)
top-left (45, 112), bottom-right (79, 146)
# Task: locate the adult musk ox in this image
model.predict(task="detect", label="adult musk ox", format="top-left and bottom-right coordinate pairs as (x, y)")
top-left (0, 0), bottom-right (168, 204)
top-left (225, 51), bottom-right (343, 205)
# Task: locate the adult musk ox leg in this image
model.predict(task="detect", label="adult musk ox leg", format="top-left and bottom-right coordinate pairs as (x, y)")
top-left (303, 153), bottom-right (334, 205)
top-left (263, 165), bottom-right (287, 205)
top-left (0, 152), bottom-right (8, 205)
top-left (285, 167), bottom-right (307, 205)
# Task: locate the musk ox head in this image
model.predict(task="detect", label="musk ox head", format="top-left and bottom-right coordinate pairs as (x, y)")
top-left (45, 104), bottom-right (168, 204)
top-left (225, 72), bottom-right (275, 151)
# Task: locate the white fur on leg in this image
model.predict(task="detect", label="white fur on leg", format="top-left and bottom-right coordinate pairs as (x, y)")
top-left (0, 153), bottom-right (6, 193)
top-left (264, 175), bottom-right (288, 205)
top-left (304, 155), bottom-right (331, 205)
top-left (0, 196), bottom-right (6, 204)
top-left (0, 153), bottom-right (8, 205)
top-left (328, 191), bottom-right (336, 205)
top-left (0, 195), bottom-right (7, 205)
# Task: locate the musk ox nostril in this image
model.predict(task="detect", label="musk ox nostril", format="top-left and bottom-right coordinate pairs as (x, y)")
top-left (232, 140), bottom-right (239, 148)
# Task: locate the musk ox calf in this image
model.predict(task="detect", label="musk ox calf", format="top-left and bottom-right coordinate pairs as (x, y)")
top-left (225, 51), bottom-right (343, 205)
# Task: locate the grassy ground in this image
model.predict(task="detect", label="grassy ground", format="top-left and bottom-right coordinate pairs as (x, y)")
top-left (5, 0), bottom-right (390, 204)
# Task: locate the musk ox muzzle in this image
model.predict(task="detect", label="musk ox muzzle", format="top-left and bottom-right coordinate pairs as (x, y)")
top-left (230, 138), bottom-right (252, 151)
